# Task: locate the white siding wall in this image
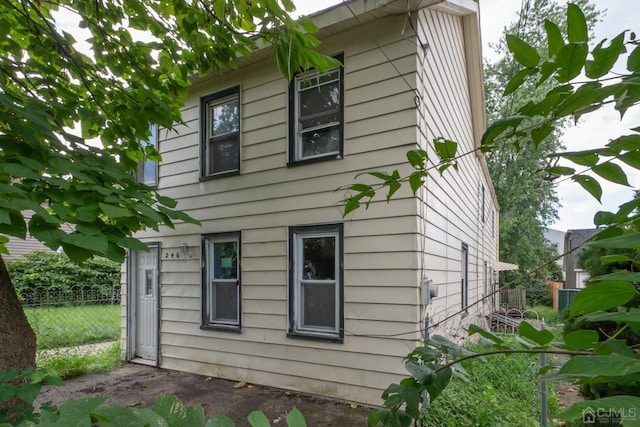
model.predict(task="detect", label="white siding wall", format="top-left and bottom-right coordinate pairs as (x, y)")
top-left (125, 14), bottom-right (426, 405)
top-left (415, 8), bottom-right (499, 334)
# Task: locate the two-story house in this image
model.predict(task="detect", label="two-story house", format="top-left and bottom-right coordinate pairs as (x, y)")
top-left (121, 0), bottom-right (499, 405)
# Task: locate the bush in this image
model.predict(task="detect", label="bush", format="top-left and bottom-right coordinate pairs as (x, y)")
top-left (424, 341), bottom-right (559, 426)
top-left (7, 251), bottom-right (121, 304)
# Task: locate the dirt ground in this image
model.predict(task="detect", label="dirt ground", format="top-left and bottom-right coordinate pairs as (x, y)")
top-left (34, 362), bottom-right (582, 426)
top-left (35, 363), bottom-right (372, 426)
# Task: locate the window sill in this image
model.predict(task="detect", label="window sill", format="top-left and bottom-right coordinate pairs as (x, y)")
top-left (287, 154), bottom-right (342, 167)
top-left (200, 324), bottom-right (242, 334)
top-left (287, 331), bottom-right (343, 344)
top-left (199, 170), bottom-right (240, 181)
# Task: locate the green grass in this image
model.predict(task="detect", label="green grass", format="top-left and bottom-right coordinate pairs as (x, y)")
top-left (38, 341), bottom-right (123, 378)
top-left (24, 304), bottom-right (121, 350)
top-left (424, 341), bottom-right (560, 426)
top-left (527, 305), bottom-right (560, 326)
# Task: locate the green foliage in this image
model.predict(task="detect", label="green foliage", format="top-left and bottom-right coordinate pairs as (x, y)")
top-left (7, 251), bottom-right (120, 298)
top-left (0, 0), bottom-right (335, 263)
top-left (424, 342), bottom-right (559, 427)
top-left (37, 341), bottom-right (122, 379)
top-left (0, 369), bottom-right (309, 427)
top-left (0, 367), bottom-right (62, 425)
top-left (25, 304), bottom-right (120, 349)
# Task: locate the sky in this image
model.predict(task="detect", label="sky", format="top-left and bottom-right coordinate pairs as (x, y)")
top-left (294, 0), bottom-right (640, 232)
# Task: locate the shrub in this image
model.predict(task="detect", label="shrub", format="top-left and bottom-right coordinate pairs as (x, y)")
top-left (7, 251), bottom-right (120, 304)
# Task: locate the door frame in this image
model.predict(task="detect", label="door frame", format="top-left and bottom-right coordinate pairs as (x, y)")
top-left (126, 242), bottom-right (161, 366)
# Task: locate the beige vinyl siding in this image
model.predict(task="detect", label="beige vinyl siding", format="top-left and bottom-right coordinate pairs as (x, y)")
top-left (415, 8), bottom-right (498, 329)
top-left (124, 13), bottom-right (425, 405)
top-left (4, 211), bottom-right (73, 260)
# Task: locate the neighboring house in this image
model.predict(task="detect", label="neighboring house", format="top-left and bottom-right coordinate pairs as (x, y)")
top-left (122, 0), bottom-right (499, 405)
top-left (4, 210), bottom-right (72, 260)
top-left (544, 227), bottom-right (565, 278)
top-left (564, 228), bottom-right (599, 289)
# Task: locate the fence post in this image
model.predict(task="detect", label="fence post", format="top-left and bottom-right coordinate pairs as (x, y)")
top-left (540, 318), bottom-right (548, 427)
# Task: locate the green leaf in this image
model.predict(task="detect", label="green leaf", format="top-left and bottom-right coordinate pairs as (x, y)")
top-left (518, 321), bottom-right (554, 346)
top-left (572, 175), bottom-right (602, 202)
top-left (99, 202), bottom-right (133, 219)
top-left (563, 330), bottom-right (599, 350)
top-left (556, 43), bottom-right (588, 82)
top-left (544, 19), bottom-right (564, 57)
top-left (285, 407), bottom-right (306, 427)
top-left (585, 308), bottom-right (640, 324)
top-left (156, 194), bottom-right (178, 208)
top-left (205, 414), bottom-right (236, 427)
top-left (557, 354), bottom-right (640, 380)
top-left (586, 33), bottom-right (625, 78)
top-left (408, 172), bottom-right (427, 194)
top-left (600, 254), bottom-right (633, 265)
top-left (153, 394), bottom-right (205, 427)
top-left (547, 166), bottom-right (576, 176)
top-left (247, 410), bottom-right (271, 427)
top-left (503, 68), bottom-right (537, 96)
top-left (481, 116), bottom-right (525, 147)
top-left (628, 45), bottom-right (640, 72)
top-left (434, 137), bottom-right (457, 162)
top-left (426, 367), bottom-right (452, 402)
top-left (561, 150), bottom-right (599, 167)
top-left (589, 232), bottom-right (640, 249)
top-left (531, 122), bottom-right (554, 146)
top-left (506, 35), bottom-right (540, 68)
top-left (619, 151), bottom-right (640, 169)
top-left (405, 361), bottom-right (434, 385)
top-left (55, 397), bottom-right (108, 426)
top-left (0, 384), bottom-right (16, 401)
top-left (61, 233), bottom-right (109, 254)
top-left (467, 324), bottom-right (504, 345)
top-left (406, 150), bottom-right (427, 169)
top-left (569, 281), bottom-right (638, 318)
top-left (592, 162), bottom-right (630, 186)
top-left (555, 396), bottom-right (640, 424)
top-left (567, 3), bottom-right (588, 43)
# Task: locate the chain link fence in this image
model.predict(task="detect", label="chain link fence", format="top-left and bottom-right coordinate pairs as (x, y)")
top-left (21, 284), bottom-right (121, 354)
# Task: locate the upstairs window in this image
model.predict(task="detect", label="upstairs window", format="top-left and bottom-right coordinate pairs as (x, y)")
top-left (288, 53), bottom-right (344, 165)
top-left (201, 87), bottom-right (240, 178)
top-left (137, 124), bottom-right (158, 187)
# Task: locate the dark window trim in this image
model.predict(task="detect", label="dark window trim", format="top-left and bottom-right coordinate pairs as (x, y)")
top-left (288, 223), bottom-right (344, 343)
top-left (461, 243), bottom-right (469, 310)
top-left (288, 53), bottom-right (344, 167)
top-left (200, 86), bottom-right (241, 180)
top-left (201, 231), bottom-right (242, 332)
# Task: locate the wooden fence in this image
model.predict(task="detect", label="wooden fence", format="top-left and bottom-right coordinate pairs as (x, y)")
top-left (547, 281), bottom-right (563, 310)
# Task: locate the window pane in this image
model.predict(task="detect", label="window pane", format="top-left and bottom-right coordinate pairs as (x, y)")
top-left (302, 236), bottom-right (335, 280)
top-left (137, 125), bottom-right (158, 186)
top-left (213, 241), bottom-right (237, 279)
top-left (300, 126), bottom-right (340, 158)
top-left (301, 282), bottom-right (335, 329)
top-left (140, 159), bottom-right (157, 186)
top-left (210, 98), bottom-right (239, 136)
top-left (299, 80), bottom-right (340, 118)
top-left (299, 70), bottom-right (339, 89)
top-left (210, 137), bottom-right (240, 173)
top-left (212, 281), bottom-right (238, 322)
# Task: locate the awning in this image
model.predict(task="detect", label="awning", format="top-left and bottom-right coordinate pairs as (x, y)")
top-left (494, 261), bottom-right (519, 271)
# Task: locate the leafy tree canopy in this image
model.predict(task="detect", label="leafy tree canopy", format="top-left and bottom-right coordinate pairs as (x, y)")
top-left (0, 0), bottom-right (334, 263)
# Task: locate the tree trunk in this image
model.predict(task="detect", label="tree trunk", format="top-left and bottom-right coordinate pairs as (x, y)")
top-left (0, 254), bottom-right (36, 371)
